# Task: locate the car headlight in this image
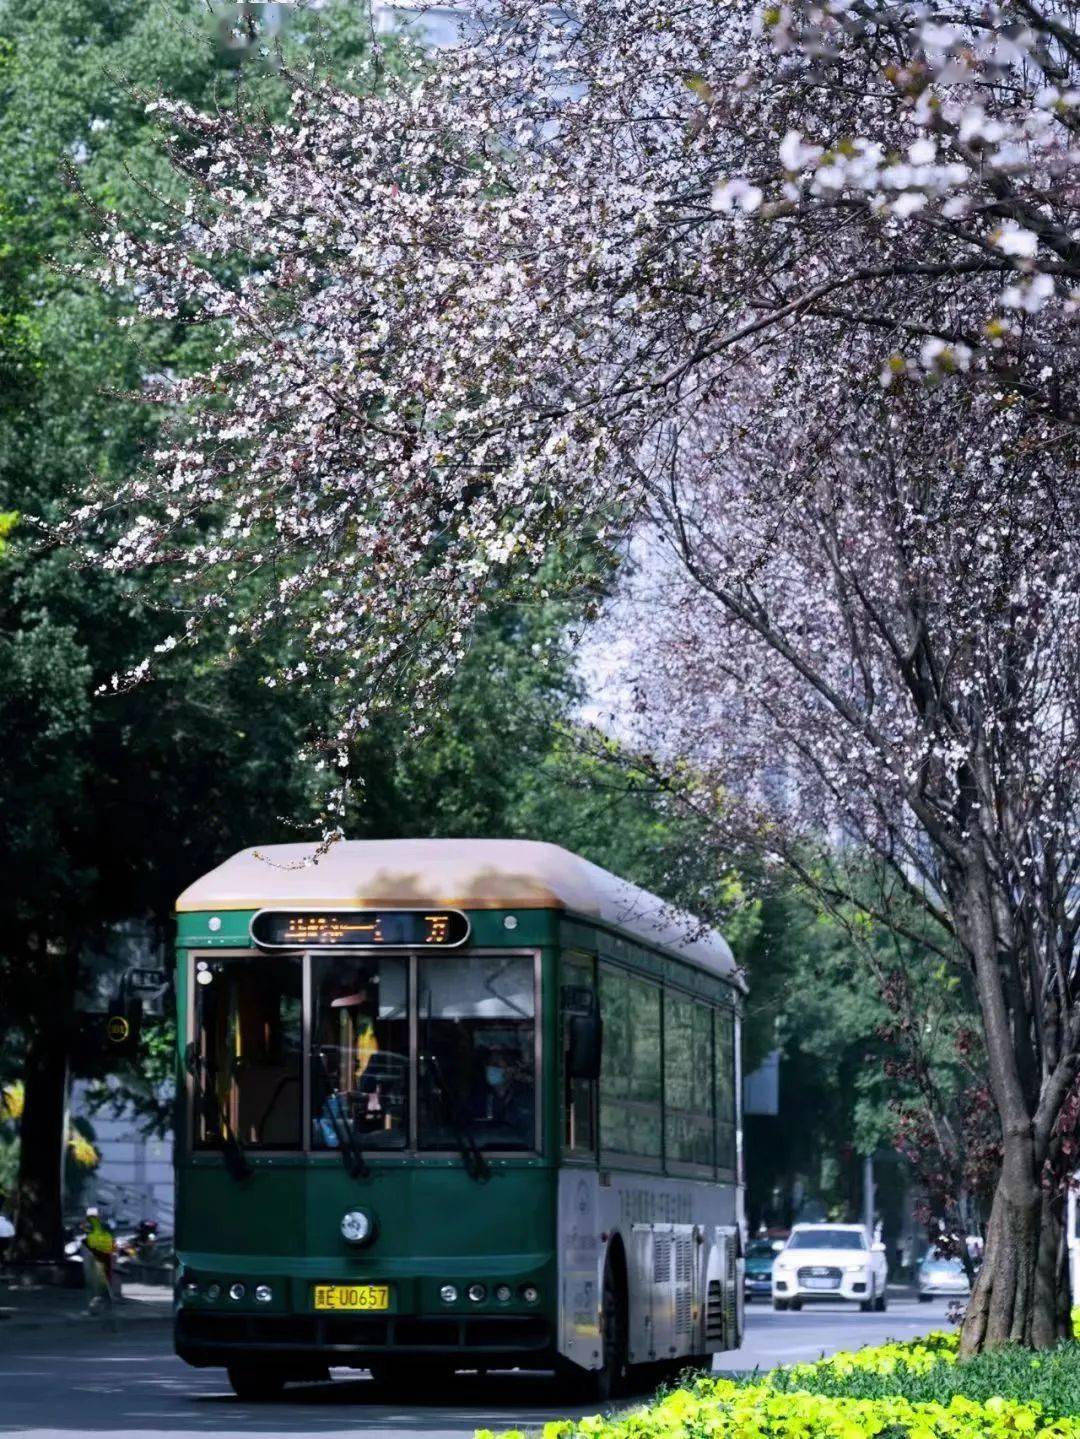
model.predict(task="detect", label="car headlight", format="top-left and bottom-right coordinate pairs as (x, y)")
top-left (341, 1209), bottom-right (374, 1245)
top-left (844, 1262), bottom-right (866, 1272)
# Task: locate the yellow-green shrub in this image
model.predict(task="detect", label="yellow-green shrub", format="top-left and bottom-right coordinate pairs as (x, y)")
top-left (506, 1383), bottom-right (1080, 1439)
top-left (477, 1334), bottom-right (1080, 1439)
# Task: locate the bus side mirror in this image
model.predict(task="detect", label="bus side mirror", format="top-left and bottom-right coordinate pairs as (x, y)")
top-left (567, 1010), bottom-right (602, 1081)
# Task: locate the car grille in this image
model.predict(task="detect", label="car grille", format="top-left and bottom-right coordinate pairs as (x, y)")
top-left (797, 1266), bottom-right (842, 1288)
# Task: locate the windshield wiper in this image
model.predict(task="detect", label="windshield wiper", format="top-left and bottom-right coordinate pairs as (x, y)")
top-left (315, 1055), bottom-right (370, 1180)
top-left (420, 1057), bottom-right (489, 1182)
top-left (327, 1096), bottom-right (371, 1180)
top-left (448, 1102), bottom-right (490, 1183)
top-left (185, 1043), bottom-right (252, 1182)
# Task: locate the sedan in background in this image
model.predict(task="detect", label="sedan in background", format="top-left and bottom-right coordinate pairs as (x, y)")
top-left (918, 1254), bottom-right (972, 1301)
top-left (772, 1223), bottom-right (889, 1312)
top-left (744, 1239), bottom-right (780, 1300)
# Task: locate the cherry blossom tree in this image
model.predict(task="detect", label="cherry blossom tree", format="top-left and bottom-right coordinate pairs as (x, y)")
top-left (624, 345), bottom-right (1080, 1351)
top-left (66, 0), bottom-right (1080, 1347)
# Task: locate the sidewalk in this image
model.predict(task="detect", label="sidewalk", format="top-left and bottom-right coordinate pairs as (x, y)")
top-left (0, 1277), bottom-right (172, 1335)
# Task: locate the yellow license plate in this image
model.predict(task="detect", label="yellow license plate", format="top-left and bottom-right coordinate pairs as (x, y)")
top-left (313, 1284), bottom-right (390, 1312)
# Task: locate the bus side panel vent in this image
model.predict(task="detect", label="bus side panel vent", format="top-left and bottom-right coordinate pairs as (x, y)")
top-left (705, 1279), bottom-right (724, 1343)
top-left (675, 1234), bottom-right (693, 1285)
top-left (653, 1234), bottom-right (672, 1285)
top-left (722, 1234), bottom-right (738, 1346)
top-left (674, 1233), bottom-right (694, 1335)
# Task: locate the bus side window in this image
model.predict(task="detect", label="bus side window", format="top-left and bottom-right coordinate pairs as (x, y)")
top-left (664, 988), bottom-right (715, 1170)
top-left (599, 966), bottom-right (662, 1163)
top-left (562, 958), bottom-right (597, 1156)
top-left (715, 1006), bottom-right (737, 1172)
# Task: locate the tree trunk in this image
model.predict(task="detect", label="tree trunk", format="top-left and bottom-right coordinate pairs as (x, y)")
top-left (11, 1020), bottom-right (70, 1261)
top-left (959, 1162), bottom-right (1070, 1352)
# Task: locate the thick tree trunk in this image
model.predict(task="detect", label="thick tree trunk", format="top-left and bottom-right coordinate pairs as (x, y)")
top-left (11, 1021), bottom-right (69, 1261)
top-left (959, 1159), bottom-right (1070, 1352)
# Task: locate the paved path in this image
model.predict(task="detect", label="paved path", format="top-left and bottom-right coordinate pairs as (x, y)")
top-left (0, 1297), bottom-right (954, 1438)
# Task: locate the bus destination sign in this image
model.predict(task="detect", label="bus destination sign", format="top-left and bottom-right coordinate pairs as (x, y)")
top-left (250, 908), bottom-right (470, 950)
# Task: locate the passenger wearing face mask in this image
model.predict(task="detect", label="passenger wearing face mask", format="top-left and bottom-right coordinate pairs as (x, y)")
top-left (468, 1045), bottom-right (534, 1144)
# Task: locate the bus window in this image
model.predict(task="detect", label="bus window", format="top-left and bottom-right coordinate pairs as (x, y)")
top-left (193, 957), bottom-right (302, 1150)
top-left (665, 990), bottom-right (715, 1170)
top-left (715, 1006), bottom-right (736, 1171)
top-left (562, 956), bottom-right (597, 1156)
top-left (599, 967), bottom-right (662, 1163)
top-left (311, 956), bottom-right (408, 1150)
top-left (418, 954), bottom-right (537, 1152)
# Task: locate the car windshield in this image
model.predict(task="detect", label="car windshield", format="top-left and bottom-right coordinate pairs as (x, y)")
top-left (747, 1241), bottom-right (776, 1258)
top-left (787, 1229), bottom-right (867, 1251)
top-left (924, 1255), bottom-right (964, 1272)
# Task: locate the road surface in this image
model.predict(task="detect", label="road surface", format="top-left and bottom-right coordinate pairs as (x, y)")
top-left (0, 1297), bottom-right (954, 1438)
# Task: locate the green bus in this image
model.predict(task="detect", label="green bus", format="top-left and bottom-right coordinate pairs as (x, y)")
top-left (172, 838), bottom-right (745, 1400)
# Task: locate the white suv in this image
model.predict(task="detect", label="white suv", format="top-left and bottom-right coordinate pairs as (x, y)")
top-left (772, 1224), bottom-right (888, 1312)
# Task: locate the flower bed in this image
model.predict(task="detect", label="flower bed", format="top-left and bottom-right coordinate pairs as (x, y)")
top-left (478, 1333), bottom-right (1080, 1439)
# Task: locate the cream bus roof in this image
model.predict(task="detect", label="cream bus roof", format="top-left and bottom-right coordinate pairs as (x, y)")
top-left (176, 838), bottom-right (740, 985)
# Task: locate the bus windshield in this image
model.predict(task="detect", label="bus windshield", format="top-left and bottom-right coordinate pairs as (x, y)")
top-left (418, 954), bottom-right (536, 1152)
top-left (311, 955), bottom-right (409, 1150)
top-left (192, 956), bottom-right (303, 1150)
top-left (191, 952), bottom-right (537, 1154)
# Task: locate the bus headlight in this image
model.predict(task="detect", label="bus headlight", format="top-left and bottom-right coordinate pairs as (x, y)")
top-left (520, 1285), bottom-right (539, 1304)
top-left (228, 1283), bottom-right (245, 1301)
top-left (440, 1285), bottom-right (458, 1303)
top-left (341, 1210), bottom-right (373, 1245)
top-left (467, 1284), bottom-right (487, 1303)
top-left (255, 1285), bottom-right (273, 1303)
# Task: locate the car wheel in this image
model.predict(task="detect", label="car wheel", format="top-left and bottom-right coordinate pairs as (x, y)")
top-left (227, 1366), bottom-right (286, 1402)
top-left (772, 1297), bottom-right (789, 1311)
top-left (875, 1289), bottom-right (887, 1312)
top-left (918, 1293), bottom-right (932, 1303)
top-left (789, 1298), bottom-right (802, 1311)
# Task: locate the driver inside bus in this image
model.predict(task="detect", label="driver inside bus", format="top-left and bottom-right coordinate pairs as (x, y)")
top-left (316, 985), bottom-right (384, 1143)
top-left (330, 987), bottom-right (381, 1087)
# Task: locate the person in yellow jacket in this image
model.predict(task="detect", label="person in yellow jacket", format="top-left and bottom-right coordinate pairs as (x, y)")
top-left (82, 1207), bottom-right (118, 1327)
top-left (330, 988), bottom-right (381, 1083)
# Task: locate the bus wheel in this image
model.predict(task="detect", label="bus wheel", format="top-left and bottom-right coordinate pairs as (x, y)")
top-left (559, 1258), bottom-right (628, 1403)
top-left (595, 1256), bottom-right (629, 1401)
top-left (226, 1366), bottom-right (285, 1402)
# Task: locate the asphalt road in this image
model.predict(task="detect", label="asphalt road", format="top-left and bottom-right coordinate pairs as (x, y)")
top-left (0, 1297), bottom-right (955, 1438)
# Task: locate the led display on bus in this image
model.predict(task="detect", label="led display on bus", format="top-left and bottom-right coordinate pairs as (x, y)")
top-left (250, 908), bottom-right (470, 950)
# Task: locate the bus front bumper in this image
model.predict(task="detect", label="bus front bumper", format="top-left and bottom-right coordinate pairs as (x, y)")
top-left (175, 1309), bottom-right (553, 1367)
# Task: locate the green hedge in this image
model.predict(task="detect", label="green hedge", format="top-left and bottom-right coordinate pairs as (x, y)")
top-left (765, 1334), bottom-right (1080, 1418)
top-left (478, 1333), bottom-right (1080, 1439)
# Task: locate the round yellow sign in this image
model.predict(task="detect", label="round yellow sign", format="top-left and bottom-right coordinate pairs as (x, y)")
top-left (106, 1015), bottom-right (130, 1044)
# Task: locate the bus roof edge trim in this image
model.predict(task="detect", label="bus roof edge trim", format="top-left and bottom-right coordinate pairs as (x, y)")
top-left (176, 838), bottom-right (741, 986)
